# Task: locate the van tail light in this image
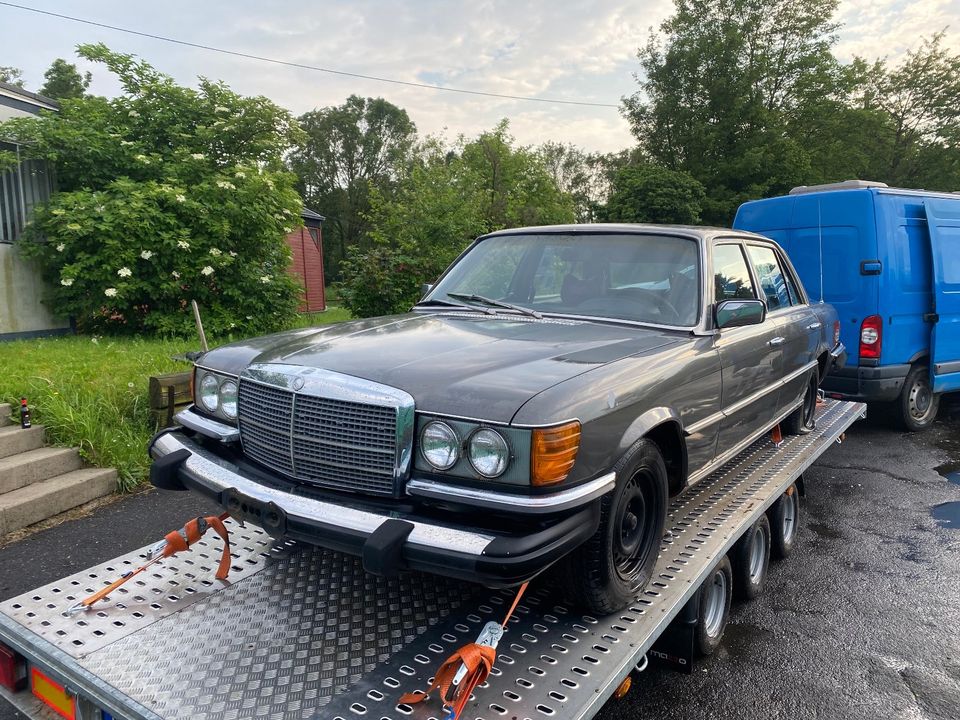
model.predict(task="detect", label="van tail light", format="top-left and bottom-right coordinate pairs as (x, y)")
top-left (859, 315), bottom-right (882, 360)
top-left (833, 320), bottom-right (841, 347)
top-left (0, 643), bottom-right (27, 692)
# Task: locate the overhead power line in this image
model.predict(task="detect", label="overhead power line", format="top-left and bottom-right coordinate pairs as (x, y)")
top-left (0, 1), bottom-right (620, 109)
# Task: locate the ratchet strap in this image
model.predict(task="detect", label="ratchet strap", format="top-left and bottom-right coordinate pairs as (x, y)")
top-left (68, 512), bottom-right (232, 614)
top-left (400, 581), bottom-right (529, 720)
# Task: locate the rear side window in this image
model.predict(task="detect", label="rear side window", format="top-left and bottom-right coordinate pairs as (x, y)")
top-left (746, 245), bottom-right (792, 310)
top-left (713, 244), bottom-right (756, 302)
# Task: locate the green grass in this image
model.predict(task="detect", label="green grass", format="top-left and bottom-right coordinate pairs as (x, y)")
top-left (0, 306), bottom-right (352, 492)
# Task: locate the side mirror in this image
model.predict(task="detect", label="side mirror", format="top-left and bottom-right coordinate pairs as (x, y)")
top-left (715, 299), bottom-right (766, 329)
top-left (420, 283), bottom-right (433, 298)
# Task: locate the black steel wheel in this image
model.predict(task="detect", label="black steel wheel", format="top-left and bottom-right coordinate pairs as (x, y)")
top-left (896, 364), bottom-right (940, 432)
top-left (784, 372), bottom-right (818, 435)
top-left (562, 439), bottom-right (668, 614)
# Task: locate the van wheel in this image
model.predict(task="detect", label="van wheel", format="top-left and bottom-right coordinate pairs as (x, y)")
top-left (783, 372), bottom-right (818, 435)
top-left (897, 364), bottom-right (939, 432)
top-left (563, 440), bottom-right (668, 614)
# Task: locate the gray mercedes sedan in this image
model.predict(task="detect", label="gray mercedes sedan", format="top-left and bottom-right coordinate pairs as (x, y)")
top-left (150, 224), bottom-right (846, 613)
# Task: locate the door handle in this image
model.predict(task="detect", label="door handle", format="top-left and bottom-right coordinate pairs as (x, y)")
top-left (768, 337), bottom-right (785, 346)
top-left (806, 322), bottom-right (821, 330)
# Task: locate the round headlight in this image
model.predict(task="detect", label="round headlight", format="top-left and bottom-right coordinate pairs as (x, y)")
top-left (199, 373), bottom-right (220, 412)
top-left (468, 428), bottom-right (510, 478)
top-left (421, 421), bottom-right (459, 470)
top-left (219, 380), bottom-right (238, 419)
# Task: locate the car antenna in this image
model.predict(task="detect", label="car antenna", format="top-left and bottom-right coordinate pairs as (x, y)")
top-left (817, 200), bottom-right (824, 304)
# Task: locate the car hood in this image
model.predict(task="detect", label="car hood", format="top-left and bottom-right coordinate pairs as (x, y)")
top-left (201, 312), bottom-right (683, 422)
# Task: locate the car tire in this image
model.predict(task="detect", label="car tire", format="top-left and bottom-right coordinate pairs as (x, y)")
top-left (896, 364), bottom-right (940, 432)
top-left (731, 514), bottom-right (771, 601)
top-left (695, 555), bottom-right (733, 656)
top-left (768, 484), bottom-right (800, 560)
top-left (562, 439), bottom-right (668, 615)
top-left (783, 371), bottom-right (818, 435)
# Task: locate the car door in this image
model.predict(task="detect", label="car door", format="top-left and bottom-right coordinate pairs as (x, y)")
top-left (712, 242), bottom-right (784, 452)
top-left (745, 243), bottom-right (819, 411)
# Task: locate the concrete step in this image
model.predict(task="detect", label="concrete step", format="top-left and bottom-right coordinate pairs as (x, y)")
top-left (0, 404), bottom-right (10, 427)
top-left (0, 447), bottom-right (84, 495)
top-left (0, 425), bottom-right (45, 460)
top-left (0, 467), bottom-right (117, 535)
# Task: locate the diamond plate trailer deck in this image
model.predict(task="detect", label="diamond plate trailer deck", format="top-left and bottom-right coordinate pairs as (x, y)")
top-left (0, 400), bottom-right (865, 720)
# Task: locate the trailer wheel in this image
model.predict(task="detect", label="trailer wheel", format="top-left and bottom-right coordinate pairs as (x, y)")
top-left (895, 364), bottom-right (940, 432)
top-left (563, 439), bottom-right (668, 614)
top-left (731, 515), bottom-right (771, 601)
top-left (695, 555), bottom-right (732, 656)
top-left (768, 484), bottom-right (800, 559)
top-left (784, 372), bottom-right (818, 435)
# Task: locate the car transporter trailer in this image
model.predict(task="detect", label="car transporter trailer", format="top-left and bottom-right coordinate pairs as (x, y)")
top-left (0, 399), bottom-right (865, 720)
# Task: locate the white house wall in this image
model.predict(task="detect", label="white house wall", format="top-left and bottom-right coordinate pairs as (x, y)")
top-left (0, 243), bottom-right (69, 337)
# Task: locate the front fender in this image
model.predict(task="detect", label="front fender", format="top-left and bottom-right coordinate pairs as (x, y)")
top-left (617, 406), bottom-right (681, 455)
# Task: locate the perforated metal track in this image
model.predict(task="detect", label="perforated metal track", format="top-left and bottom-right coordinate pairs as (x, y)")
top-left (0, 401), bottom-right (864, 720)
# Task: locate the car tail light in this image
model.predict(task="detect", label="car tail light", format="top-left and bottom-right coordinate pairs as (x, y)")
top-left (0, 643), bottom-right (26, 692)
top-left (532, 421), bottom-right (581, 486)
top-left (860, 315), bottom-right (882, 360)
top-left (833, 320), bottom-right (841, 347)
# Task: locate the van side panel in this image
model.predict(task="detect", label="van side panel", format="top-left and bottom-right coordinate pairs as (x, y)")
top-left (923, 197), bottom-right (960, 393)
top-left (734, 190), bottom-right (878, 366)
top-left (873, 193), bottom-right (935, 367)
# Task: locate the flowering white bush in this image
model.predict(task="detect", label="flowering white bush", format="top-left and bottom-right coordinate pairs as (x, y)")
top-left (6, 43), bottom-right (304, 336)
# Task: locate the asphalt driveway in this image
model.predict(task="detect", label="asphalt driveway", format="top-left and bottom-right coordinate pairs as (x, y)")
top-left (0, 406), bottom-right (958, 720)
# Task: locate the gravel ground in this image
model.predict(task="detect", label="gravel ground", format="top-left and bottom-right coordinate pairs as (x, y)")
top-left (0, 405), bottom-right (957, 720)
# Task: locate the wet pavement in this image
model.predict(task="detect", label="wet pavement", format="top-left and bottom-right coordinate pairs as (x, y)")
top-left (0, 405), bottom-right (958, 719)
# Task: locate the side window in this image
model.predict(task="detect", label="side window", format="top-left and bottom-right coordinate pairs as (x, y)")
top-left (746, 245), bottom-right (792, 311)
top-left (779, 254), bottom-right (805, 305)
top-left (713, 244), bottom-right (756, 302)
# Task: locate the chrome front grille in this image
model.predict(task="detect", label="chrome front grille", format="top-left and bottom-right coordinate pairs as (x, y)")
top-left (237, 373), bottom-right (406, 497)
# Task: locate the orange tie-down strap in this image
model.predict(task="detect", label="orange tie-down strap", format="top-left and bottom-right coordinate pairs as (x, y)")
top-left (400, 581), bottom-right (529, 720)
top-left (70, 512), bottom-right (232, 614)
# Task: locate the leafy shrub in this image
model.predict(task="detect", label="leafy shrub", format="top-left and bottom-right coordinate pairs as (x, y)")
top-left (1, 44), bottom-right (305, 336)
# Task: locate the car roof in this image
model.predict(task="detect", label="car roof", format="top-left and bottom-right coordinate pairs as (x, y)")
top-left (479, 223), bottom-right (771, 242)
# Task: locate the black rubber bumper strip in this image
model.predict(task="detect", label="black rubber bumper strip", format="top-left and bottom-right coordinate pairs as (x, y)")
top-left (150, 448), bottom-right (191, 491)
top-left (362, 518), bottom-right (416, 577)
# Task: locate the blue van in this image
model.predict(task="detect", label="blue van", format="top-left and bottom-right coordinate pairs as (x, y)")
top-left (734, 180), bottom-right (960, 430)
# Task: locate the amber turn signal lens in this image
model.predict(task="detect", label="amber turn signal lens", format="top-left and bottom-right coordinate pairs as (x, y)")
top-left (532, 421), bottom-right (581, 486)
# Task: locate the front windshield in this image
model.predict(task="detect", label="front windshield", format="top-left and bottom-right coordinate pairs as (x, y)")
top-left (426, 233), bottom-right (700, 326)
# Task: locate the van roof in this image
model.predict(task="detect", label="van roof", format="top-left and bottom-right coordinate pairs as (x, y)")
top-left (787, 179), bottom-right (960, 201)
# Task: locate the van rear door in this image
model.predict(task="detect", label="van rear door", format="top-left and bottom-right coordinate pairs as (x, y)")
top-left (923, 198), bottom-right (960, 393)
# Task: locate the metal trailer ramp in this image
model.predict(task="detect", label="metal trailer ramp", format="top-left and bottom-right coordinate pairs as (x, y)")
top-left (0, 400), bottom-right (865, 720)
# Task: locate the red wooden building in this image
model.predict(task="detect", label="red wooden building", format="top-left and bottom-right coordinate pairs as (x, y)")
top-left (285, 208), bottom-right (326, 312)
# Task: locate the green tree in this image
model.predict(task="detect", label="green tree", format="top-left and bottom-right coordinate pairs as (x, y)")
top-left (0, 66), bottom-right (24, 87)
top-left (623, 0), bottom-right (845, 222)
top-left (605, 164), bottom-right (705, 224)
top-left (289, 96), bottom-right (417, 281)
top-left (39, 58), bottom-right (92, 100)
top-left (338, 123), bottom-right (576, 317)
top-left (0, 43), bottom-right (304, 336)
top-left (537, 142), bottom-right (613, 222)
top-left (864, 33), bottom-right (960, 188)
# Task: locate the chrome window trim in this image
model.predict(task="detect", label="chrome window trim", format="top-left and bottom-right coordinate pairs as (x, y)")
top-left (175, 406), bottom-right (240, 443)
top-left (405, 472), bottom-right (616, 514)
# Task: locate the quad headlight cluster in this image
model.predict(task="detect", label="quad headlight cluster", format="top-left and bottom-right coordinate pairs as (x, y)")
top-left (195, 368), bottom-right (239, 422)
top-left (420, 420), bottom-right (511, 478)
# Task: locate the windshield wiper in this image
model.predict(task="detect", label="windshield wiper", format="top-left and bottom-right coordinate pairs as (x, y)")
top-left (415, 297), bottom-right (496, 315)
top-left (446, 293), bottom-right (542, 319)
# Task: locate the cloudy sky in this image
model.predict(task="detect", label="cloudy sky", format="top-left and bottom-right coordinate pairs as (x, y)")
top-left (2, 0), bottom-right (958, 153)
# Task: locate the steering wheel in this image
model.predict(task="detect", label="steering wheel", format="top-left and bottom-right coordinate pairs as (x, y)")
top-left (576, 289), bottom-right (683, 324)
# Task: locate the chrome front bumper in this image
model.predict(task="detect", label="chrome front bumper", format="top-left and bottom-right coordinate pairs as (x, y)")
top-left (148, 427), bottom-right (611, 585)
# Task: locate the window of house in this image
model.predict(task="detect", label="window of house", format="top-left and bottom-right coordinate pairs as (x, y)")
top-left (0, 143), bottom-right (53, 244)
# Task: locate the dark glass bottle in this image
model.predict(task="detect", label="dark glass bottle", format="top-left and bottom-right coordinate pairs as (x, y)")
top-left (19, 398), bottom-right (31, 429)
